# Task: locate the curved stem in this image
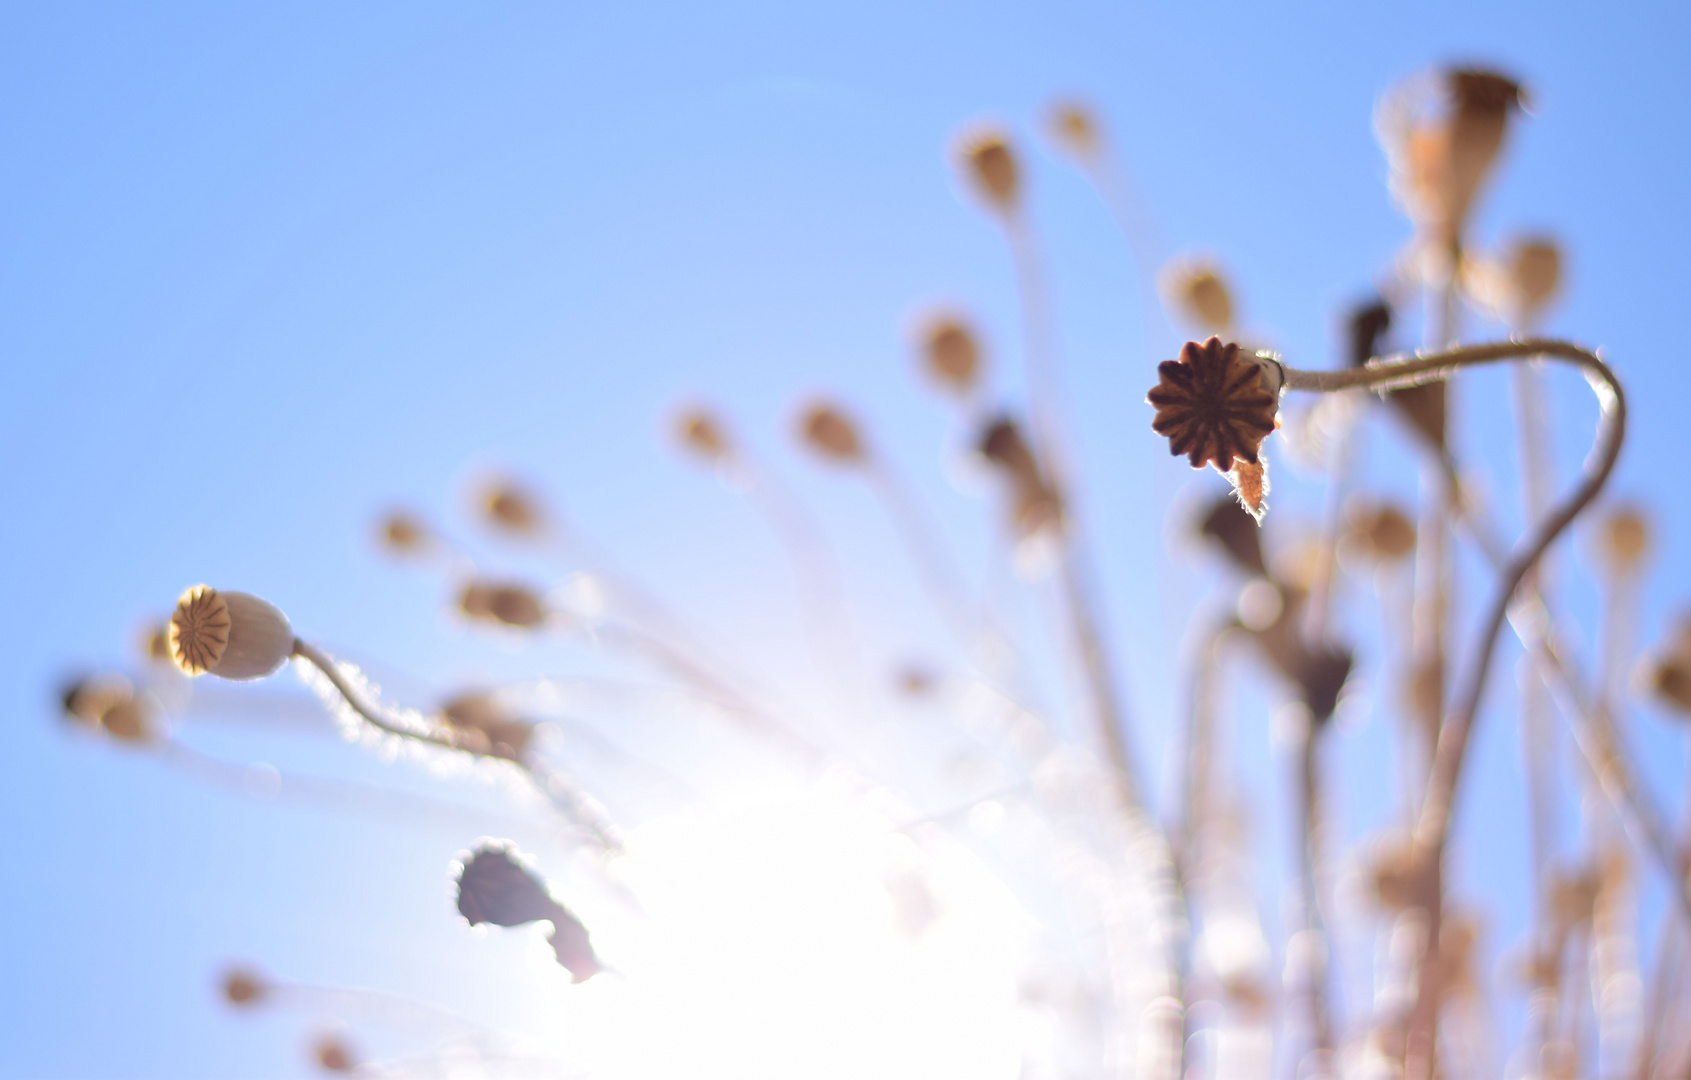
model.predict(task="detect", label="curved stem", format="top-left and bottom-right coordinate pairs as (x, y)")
top-left (1283, 338), bottom-right (1626, 852)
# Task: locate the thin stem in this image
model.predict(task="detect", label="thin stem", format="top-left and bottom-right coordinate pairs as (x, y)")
top-left (1296, 716), bottom-right (1335, 1068)
top-left (289, 639), bottom-right (623, 852)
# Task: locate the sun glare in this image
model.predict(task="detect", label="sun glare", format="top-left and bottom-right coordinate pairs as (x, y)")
top-left (551, 780), bottom-right (1040, 1079)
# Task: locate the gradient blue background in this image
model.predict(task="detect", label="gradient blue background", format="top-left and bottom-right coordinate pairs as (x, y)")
top-left (3, 2), bottom-right (1689, 1076)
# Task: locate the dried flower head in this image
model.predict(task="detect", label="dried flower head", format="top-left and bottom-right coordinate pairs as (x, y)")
top-left (1599, 505), bottom-right (1650, 574)
top-left (920, 316), bottom-right (982, 395)
top-left (456, 844), bottom-right (603, 982)
top-left (798, 401), bottom-right (865, 464)
top-left (140, 621), bottom-right (173, 665)
top-left (1160, 260), bottom-right (1236, 335)
top-left (220, 967), bottom-right (268, 1007)
top-left (376, 510), bottom-right (431, 555)
top-left (310, 1035), bottom-right (355, 1074)
top-left (1548, 865), bottom-right (1601, 929)
top-left (169, 586), bottom-right (294, 681)
top-left (1347, 502), bottom-right (1417, 563)
top-left (1197, 495), bottom-right (1267, 576)
top-left (478, 480), bottom-right (545, 536)
top-left (1148, 338), bottom-right (1279, 474)
top-left (675, 406), bottom-right (732, 462)
top-left (441, 692), bottom-right (533, 762)
top-left (1640, 617), bottom-right (1691, 716)
top-left (458, 581), bottom-right (547, 629)
top-left (1505, 235), bottom-right (1562, 326)
top-left (61, 674), bottom-right (156, 743)
top-left (1046, 100), bottom-right (1099, 160)
top-left (977, 415), bottom-right (1064, 538)
top-left (956, 127), bottom-right (1020, 214)
top-left (1366, 834), bottom-right (1427, 912)
top-left (1346, 297), bottom-right (1392, 369)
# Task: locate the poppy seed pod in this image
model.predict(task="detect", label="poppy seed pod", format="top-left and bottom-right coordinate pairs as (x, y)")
top-left (1347, 502), bottom-right (1417, 563)
top-left (479, 480), bottom-right (544, 536)
top-left (61, 674), bottom-right (156, 743)
top-left (442, 692), bottom-right (534, 762)
top-left (799, 402), bottom-right (865, 464)
top-left (169, 586), bottom-right (294, 681)
top-left (458, 581), bottom-right (547, 629)
top-left (956, 128), bottom-right (1020, 213)
top-left (140, 621), bottom-right (173, 664)
top-left (220, 967), bottom-right (268, 1007)
top-left (1147, 338), bottom-right (1280, 474)
top-left (1197, 494), bottom-right (1267, 576)
top-left (1505, 236), bottom-right (1562, 326)
top-left (675, 407), bottom-right (731, 461)
top-left (377, 510), bottom-right (431, 555)
top-left (1440, 68), bottom-right (1524, 249)
top-left (456, 844), bottom-right (604, 982)
top-left (311, 1035), bottom-right (356, 1074)
top-left (1161, 260), bottom-right (1236, 335)
top-left (921, 317), bottom-right (982, 394)
top-left (1047, 100), bottom-right (1099, 160)
top-left (1598, 505), bottom-right (1649, 574)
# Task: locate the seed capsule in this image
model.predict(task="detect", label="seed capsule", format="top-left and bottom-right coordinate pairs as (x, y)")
top-left (168, 586), bottom-right (294, 681)
top-left (458, 581), bottom-right (547, 629)
top-left (1161, 260), bottom-right (1236, 335)
top-left (1047, 100), bottom-right (1100, 160)
top-left (675, 407), bottom-right (731, 462)
top-left (1505, 235), bottom-right (1562, 326)
top-left (798, 401), bottom-right (866, 464)
top-left (956, 127), bottom-right (1020, 213)
top-left (1599, 505), bottom-right (1650, 574)
top-left (921, 316), bottom-right (982, 395)
top-left (456, 844), bottom-right (604, 982)
top-left (310, 1035), bottom-right (356, 1074)
top-left (478, 479), bottom-right (545, 536)
top-left (220, 967), bottom-right (268, 1007)
top-left (377, 510), bottom-right (432, 555)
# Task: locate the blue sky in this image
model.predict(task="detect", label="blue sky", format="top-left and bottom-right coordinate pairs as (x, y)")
top-left (3, 2), bottom-right (1690, 1076)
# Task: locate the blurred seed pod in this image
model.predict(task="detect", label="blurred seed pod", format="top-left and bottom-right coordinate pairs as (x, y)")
top-left (1046, 100), bottom-right (1100, 161)
top-left (139, 621), bottom-right (174, 665)
top-left (1346, 501), bottom-right (1417, 564)
top-left (798, 401), bottom-right (866, 464)
top-left (478, 479), bottom-right (545, 536)
top-left (674, 406), bottom-right (732, 462)
top-left (1366, 835), bottom-right (1426, 912)
top-left (1505, 235), bottom-right (1562, 326)
top-left (1197, 494), bottom-right (1267, 576)
top-left (441, 692), bottom-right (534, 762)
top-left (1346, 297), bottom-right (1393, 369)
top-left (220, 966), bottom-right (268, 1008)
top-left (1440, 912), bottom-right (1480, 998)
top-left (977, 415), bottom-right (1064, 539)
top-left (1598, 504), bottom-right (1650, 575)
top-left (1442, 69), bottom-right (1526, 248)
top-left (1160, 259), bottom-right (1235, 335)
top-left (455, 844), bottom-right (604, 982)
top-left (1639, 617), bottom-right (1691, 716)
top-left (310, 1034), bottom-right (356, 1074)
top-left (1346, 302), bottom-right (1444, 449)
top-left (1408, 655), bottom-right (1444, 721)
top-left (955, 126), bottom-right (1020, 214)
top-left (1548, 864), bottom-right (1601, 930)
top-left (376, 510), bottom-right (432, 556)
top-left (458, 581), bottom-right (548, 630)
top-left (920, 316), bottom-right (982, 395)
top-left (169, 586), bottom-right (294, 681)
top-left (896, 665), bottom-right (937, 697)
top-left (61, 674), bottom-right (156, 743)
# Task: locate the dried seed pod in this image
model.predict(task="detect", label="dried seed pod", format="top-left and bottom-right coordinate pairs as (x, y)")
top-left (1440, 912), bottom-right (1480, 997)
top-left (310, 1035), bottom-right (356, 1074)
top-left (1599, 505), bottom-right (1650, 575)
top-left (220, 967), bottom-right (268, 1007)
top-left (140, 621), bottom-right (174, 665)
top-left (1505, 235), bottom-right (1563, 326)
top-left (441, 692), bottom-right (533, 762)
top-left (675, 406), bottom-right (731, 462)
top-left (169, 586), bottom-right (294, 681)
top-left (956, 127), bottom-right (1020, 214)
top-left (1441, 68), bottom-right (1525, 248)
top-left (977, 415), bottom-right (1064, 538)
top-left (1046, 100), bottom-right (1100, 160)
top-left (60, 674), bottom-right (156, 742)
top-left (1197, 494), bottom-right (1267, 576)
top-left (478, 479), bottom-right (545, 536)
top-left (458, 581), bottom-right (547, 629)
top-left (1160, 260), bottom-right (1236, 335)
top-left (376, 510), bottom-right (431, 555)
top-left (1147, 338), bottom-right (1279, 474)
top-left (1640, 617), bottom-right (1691, 716)
top-left (1347, 502), bottom-right (1417, 563)
top-left (895, 665), bottom-right (936, 697)
top-left (1346, 298), bottom-right (1393, 369)
top-left (1366, 835), bottom-right (1426, 912)
top-left (455, 844), bottom-right (604, 982)
top-left (1548, 865), bottom-right (1601, 929)
top-left (798, 401), bottom-right (865, 464)
top-left (920, 316), bottom-right (982, 395)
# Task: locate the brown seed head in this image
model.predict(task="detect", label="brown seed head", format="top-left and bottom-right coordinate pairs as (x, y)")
top-left (1147, 338), bottom-right (1279, 473)
top-left (480, 480), bottom-right (544, 536)
top-left (1367, 835), bottom-right (1426, 912)
top-left (141, 621), bottom-right (174, 664)
top-left (221, 967), bottom-right (268, 1007)
top-left (798, 402), bottom-right (865, 464)
top-left (1506, 236), bottom-right (1562, 325)
top-left (956, 128), bottom-right (1020, 213)
top-left (977, 416), bottom-right (1064, 538)
top-left (441, 691), bottom-right (533, 762)
top-left (60, 674), bottom-right (155, 742)
top-left (1600, 505), bottom-right (1650, 574)
top-left (1348, 502), bottom-right (1417, 563)
top-left (377, 510), bottom-right (431, 555)
top-left (458, 581), bottom-right (547, 629)
top-left (675, 407), bottom-right (732, 462)
top-left (921, 317), bottom-right (982, 394)
top-left (169, 586), bottom-right (294, 681)
top-left (311, 1035), bottom-right (356, 1074)
top-left (1047, 100), bottom-right (1099, 159)
top-left (1197, 495), bottom-right (1266, 576)
top-left (1161, 260), bottom-right (1236, 335)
